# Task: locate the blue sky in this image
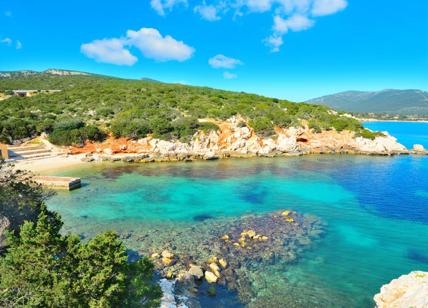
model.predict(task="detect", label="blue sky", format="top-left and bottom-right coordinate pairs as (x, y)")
top-left (0, 0), bottom-right (427, 101)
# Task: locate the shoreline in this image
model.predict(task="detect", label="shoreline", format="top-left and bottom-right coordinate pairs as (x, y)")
top-left (360, 118), bottom-right (428, 123)
top-left (12, 149), bottom-right (428, 175)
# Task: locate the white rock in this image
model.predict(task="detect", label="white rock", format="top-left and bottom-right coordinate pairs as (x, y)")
top-left (103, 148), bottom-right (113, 155)
top-left (355, 135), bottom-right (407, 153)
top-left (374, 271), bottom-right (428, 308)
top-left (413, 144), bottom-right (425, 152)
top-left (205, 271), bottom-right (218, 283)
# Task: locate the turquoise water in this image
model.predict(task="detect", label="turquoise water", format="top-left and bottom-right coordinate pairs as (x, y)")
top-left (46, 154), bottom-right (428, 307)
top-left (364, 121), bottom-right (428, 148)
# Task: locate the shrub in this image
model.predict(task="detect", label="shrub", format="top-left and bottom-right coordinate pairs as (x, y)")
top-left (48, 120), bottom-right (106, 146)
top-left (358, 129), bottom-right (384, 140)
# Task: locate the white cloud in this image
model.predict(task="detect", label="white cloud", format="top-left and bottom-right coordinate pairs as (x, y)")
top-left (243, 0), bottom-right (273, 12)
top-left (1, 37), bottom-right (12, 46)
top-left (81, 27), bottom-right (194, 65)
top-left (223, 71), bottom-right (237, 79)
top-left (264, 34), bottom-right (283, 52)
top-left (150, 0), bottom-right (187, 16)
top-left (187, 0), bottom-right (347, 52)
top-left (145, 0), bottom-right (347, 53)
top-left (311, 0), bottom-right (347, 16)
top-left (81, 38), bottom-right (138, 66)
top-left (273, 14), bottom-right (314, 34)
top-left (209, 54), bottom-right (243, 69)
top-left (194, 4), bottom-right (221, 21)
top-left (127, 28), bottom-right (194, 62)
top-left (16, 40), bottom-right (22, 49)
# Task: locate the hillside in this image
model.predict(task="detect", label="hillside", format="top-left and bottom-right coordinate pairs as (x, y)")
top-left (0, 70), bottom-right (376, 145)
top-left (307, 89), bottom-right (428, 115)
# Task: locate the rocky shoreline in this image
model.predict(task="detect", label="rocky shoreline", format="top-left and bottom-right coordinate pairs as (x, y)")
top-left (67, 116), bottom-right (427, 165)
top-left (374, 271), bottom-right (428, 308)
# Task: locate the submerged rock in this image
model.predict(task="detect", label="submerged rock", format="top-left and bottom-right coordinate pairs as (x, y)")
top-left (374, 271), bottom-right (428, 308)
top-left (205, 271), bottom-right (218, 284)
top-left (138, 210), bottom-right (325, 305)
top-left (188, 265), bottom-right (204, 280)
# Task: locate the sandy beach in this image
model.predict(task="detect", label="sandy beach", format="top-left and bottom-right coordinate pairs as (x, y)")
top-left (13, 154), bottom-right (88, 174)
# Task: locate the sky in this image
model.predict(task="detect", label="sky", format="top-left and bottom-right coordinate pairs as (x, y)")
top-left (0, 0), bottom-right (427, 101)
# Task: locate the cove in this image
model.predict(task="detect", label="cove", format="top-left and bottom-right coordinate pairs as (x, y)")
top-left (46, 154), bottom-right (428, 307)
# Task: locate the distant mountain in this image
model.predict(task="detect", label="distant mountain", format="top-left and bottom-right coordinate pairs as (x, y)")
top-left (307, 89), bottom-right (428, 115)
top-left (0, 69), bottom-right (89, 79)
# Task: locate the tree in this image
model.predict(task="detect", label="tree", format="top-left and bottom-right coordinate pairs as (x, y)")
top-left (0, 161), bottom-right (162, 307)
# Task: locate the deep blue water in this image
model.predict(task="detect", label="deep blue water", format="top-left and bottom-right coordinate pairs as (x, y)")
top-left (364, 121), bottom-right (428, 149)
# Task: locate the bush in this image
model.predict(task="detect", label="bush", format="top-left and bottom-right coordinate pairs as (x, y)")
top-left (48, 120), bottom-right (106, 146)
top-left (249, 117), bottom-right (275, 137)
top-left (358, 129), bottom-right (384, 140)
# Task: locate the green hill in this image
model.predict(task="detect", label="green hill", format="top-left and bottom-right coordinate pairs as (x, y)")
top-left (0, 70), bottom-right (376, 145)
top-left (307, 89), bottom-right (428, 115)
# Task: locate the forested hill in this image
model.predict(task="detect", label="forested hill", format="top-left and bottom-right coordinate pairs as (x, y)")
top-left (0, 70), bottom-right (375, 145)
top-left (307, 89), bottom-right (428, 115)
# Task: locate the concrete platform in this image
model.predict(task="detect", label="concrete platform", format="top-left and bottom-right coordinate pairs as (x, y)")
top-left (33, 176), bottom-right (81, 190)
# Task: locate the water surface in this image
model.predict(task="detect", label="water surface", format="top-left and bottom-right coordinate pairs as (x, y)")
top-left (364, 121), bottom-right (428, 148)
top-left (47, 155), bottom-right (428, 307)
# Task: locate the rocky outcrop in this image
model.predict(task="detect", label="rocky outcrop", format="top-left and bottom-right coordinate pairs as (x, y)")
top-left (73, 116), bottom-right (411, 163)
top-left (374, 271), bottom-right (428, 308)
top-left (413, 144), bottom-right (426, 152)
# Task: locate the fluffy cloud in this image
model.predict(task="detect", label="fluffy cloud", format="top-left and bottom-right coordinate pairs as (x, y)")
top-left (127, 28), bottom-right (194, 62)
top-left (273, 14), bottom-right (314, 34)
top-left (190, 0), bottom-right (347, 52)
top-left (311, 0), bottom-right (347, 16)
top-left (208, 54), bottom-right (243, 69)
top-left (146, 0), bottom-right (347, 52)
top-left (194, 4), bottom-right (221, 21)
top-left (150, 0), bottom-right (187, 16)
top-left (81, 28), bottom-right (194, 65)
top-left (223, 71), bottom-right (237, 79)
top-left (81, 38), bottom-right (137, 66)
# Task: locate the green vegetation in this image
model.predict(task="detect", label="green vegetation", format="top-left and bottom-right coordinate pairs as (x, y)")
top-left (0, 73), bottom-right (373, 144)
top-left (0, 161), bottom-right (162, 307)
top-left (48, 119), bottom-right (106, 146)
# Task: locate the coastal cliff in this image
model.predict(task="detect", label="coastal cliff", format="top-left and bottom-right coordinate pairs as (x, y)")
top-left (71, 116), bottom-right (408, 162)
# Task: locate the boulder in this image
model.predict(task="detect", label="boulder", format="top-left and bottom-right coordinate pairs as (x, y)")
top-left (219, 258), bottom-right (228, 269)
top-left (162, 257), bottom-right (175, 267)
top-left (205, 271), bottom-right (218, 283)
top-left (209, 262), bottom-right (221, 278)
top-left (188, 265), bottom-right (204, 279)
top-left (374, 271), bottom-right (428, 308)
top-left (161, 250), bottom-right (174, 259)
top-left (413, 144), bottom-right (425, 152)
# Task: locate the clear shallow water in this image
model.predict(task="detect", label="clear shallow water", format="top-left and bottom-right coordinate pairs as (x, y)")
top-left (46, 155), bottom-right (428, 307)
top-left (364, 121), bottom-right (428, 148)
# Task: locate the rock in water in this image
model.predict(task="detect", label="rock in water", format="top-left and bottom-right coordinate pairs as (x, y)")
top-left (374, 271), bottom-right (428, 308)
top-left (413, 144), bottom-right (425, 152)
top-left (205, 271), bottom-right (218, 283)
top-left (188, 265), bottom-right (204, 279)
